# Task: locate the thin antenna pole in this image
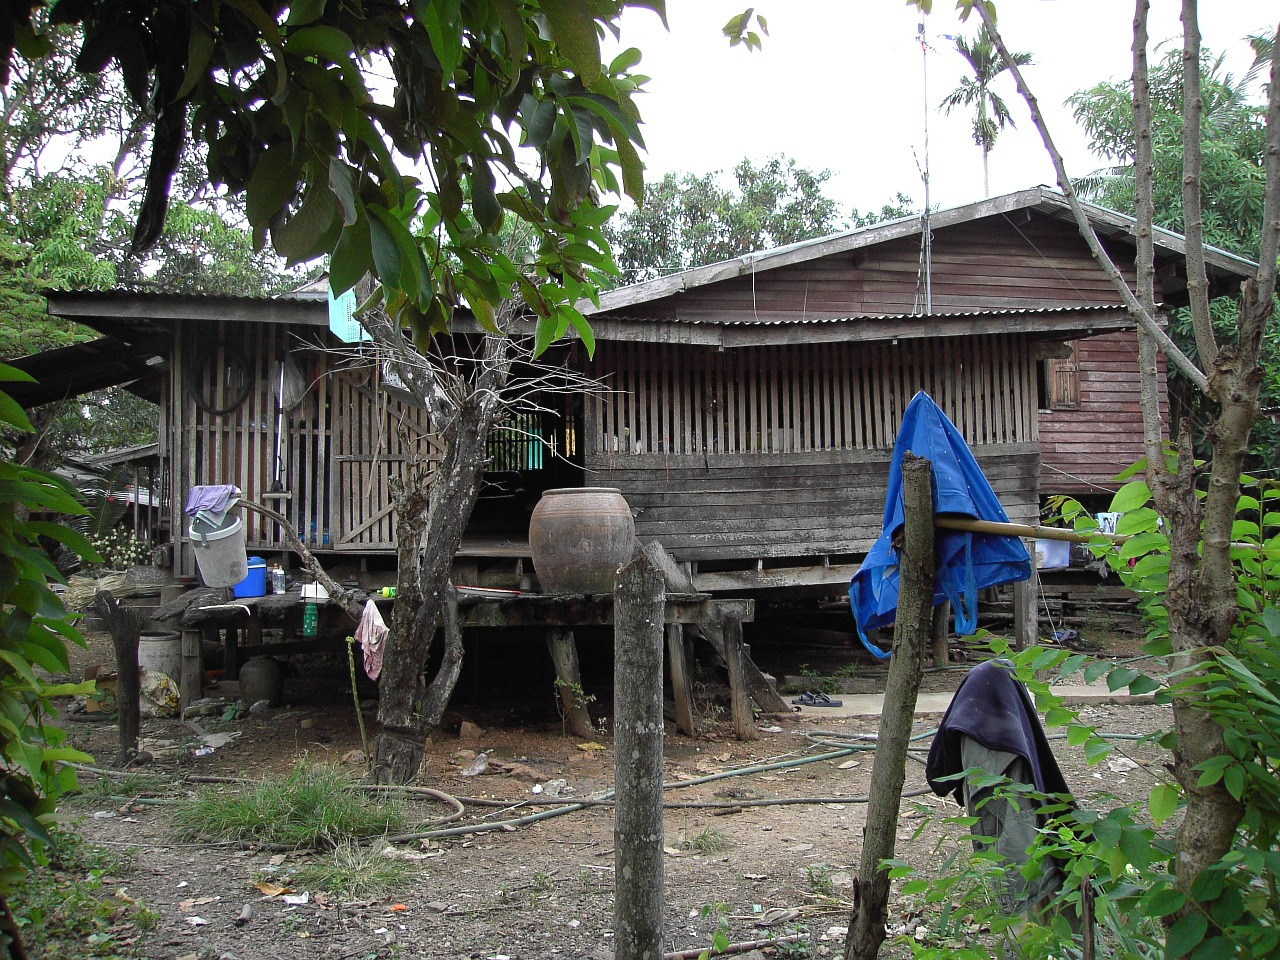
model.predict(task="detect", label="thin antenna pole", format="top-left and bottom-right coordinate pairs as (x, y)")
top-left (919, 21), bottom-right (932, 316)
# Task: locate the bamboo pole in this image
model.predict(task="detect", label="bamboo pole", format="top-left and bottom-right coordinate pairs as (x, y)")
top-left (934, 516), bottom-right (1117, 544)
top-left (937, 515), bottom-right (1256, 552)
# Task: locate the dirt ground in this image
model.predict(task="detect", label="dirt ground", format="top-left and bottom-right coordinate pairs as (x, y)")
top-left (45, 619), bottom-right (1169, 960)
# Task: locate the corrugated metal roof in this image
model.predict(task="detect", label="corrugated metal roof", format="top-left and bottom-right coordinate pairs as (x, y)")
top-left (621, 303), bottom-right (1133, 327)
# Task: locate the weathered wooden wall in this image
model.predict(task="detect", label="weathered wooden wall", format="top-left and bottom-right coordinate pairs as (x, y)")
top-left (609, 217), bottom-right (1142, 322)
top-left (1039, 330), bottom-right (1166, 497)
top-left (169, 322), bottom-right (439, 575)
top-left (584, 335), bottom-right (1040, 564)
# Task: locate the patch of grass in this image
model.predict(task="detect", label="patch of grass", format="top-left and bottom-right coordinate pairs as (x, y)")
top-left (11, 826), bottom-right (154, 959)
top-left (680, 826), bottom-right (729, 854)
top-left (70, 769), bottom-right (167, 805)
top-left (806, 863), bottom-right (834, 896)
top-left (170, 762), bottom-right (405, 850)
top-left (291, 839), bottom-right (417, 899)
top-left (530, 870), bottom-right (555, 899)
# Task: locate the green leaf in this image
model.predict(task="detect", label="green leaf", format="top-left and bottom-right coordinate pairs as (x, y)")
top-left (1145, 885), bottom-right (1186, 917)
top-left (0, 391), bottom-right (33, 433)
top-left (283, 25), bottom-right (355, 63)
top-left (245, 142), bottom-right (300, 227)
top-left (1148, 783), bottom-right (1179, 825)
top-left (609, 47), bottom-right (643, 74)
top-left (1223, 763), bottom-right (1245, 800)
top-left (328, 159), bottom-right (359, 226)
top-left (1083, 738), bottom-right (1111, 764)
top-left (1166, 913), bottom-right (1208, 959)
top-left (0, 364), bottom-right (35, 385)
top-left (614, 129), bottom-right (645, 205)
top-left (286, 0), bottom-right (328, 25)
top-left (1106, 667), bottom-right (1140, 692)
top-left (330, 209), bottom-right (372, 296)
top-left (367, 208), bottom-right (403, 292)
top-left (177, 22), bottom-right (215, 99)
top-left (1127, 673), bottom-right (1162, 696)
top-left (1110, 479), bottom-right (1152, 513)
top-left (272, 181), bottom-right (341, 264)
top-left (541, 0), bottom-right (602, 84)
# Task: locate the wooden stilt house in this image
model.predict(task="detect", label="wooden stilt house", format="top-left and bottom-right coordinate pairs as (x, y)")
top-left (40, 187), bottom-right (1253, 593)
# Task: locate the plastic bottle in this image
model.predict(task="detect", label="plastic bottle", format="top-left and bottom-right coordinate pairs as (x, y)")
top-left (380, 586), bottom-right (397, 599)
top-left (270, 564), bottom-right (286, 594)
top-left (302, 602), bottom-right (318, 637)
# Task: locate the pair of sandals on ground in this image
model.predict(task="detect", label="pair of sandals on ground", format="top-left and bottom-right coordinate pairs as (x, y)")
top-left (791, 690), bottom-right (843, 707)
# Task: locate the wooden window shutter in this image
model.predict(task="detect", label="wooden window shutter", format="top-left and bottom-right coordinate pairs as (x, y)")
top-left (1046, 344), bottom-right (1080, 410)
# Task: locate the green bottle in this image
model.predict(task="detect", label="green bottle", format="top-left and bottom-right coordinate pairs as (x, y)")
top-left (302, 602), bottom-right (318, 637)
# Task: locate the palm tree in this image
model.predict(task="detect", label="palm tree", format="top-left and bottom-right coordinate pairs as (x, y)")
top-left (939, 27), bottom-right (1033, 197)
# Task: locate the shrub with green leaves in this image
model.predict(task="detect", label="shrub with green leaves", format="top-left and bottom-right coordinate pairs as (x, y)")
top-left (899, 474), bottom-right (1280, 959)
top-left (0, 366), bottom-right (96, 955)
top-left (12, 825), bottom-right (155, 959)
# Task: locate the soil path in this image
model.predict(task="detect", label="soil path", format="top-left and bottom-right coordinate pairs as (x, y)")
top-left (52, 629), bottom-right (1167, 960)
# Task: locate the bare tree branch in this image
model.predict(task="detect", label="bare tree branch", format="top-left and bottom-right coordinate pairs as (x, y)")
top-left (975, 3), bottom-right (1210, 396)
top-left (1132, 0), bottom-right (1167, 474)
top-left (1180, 0), bottom-right (1216, 368)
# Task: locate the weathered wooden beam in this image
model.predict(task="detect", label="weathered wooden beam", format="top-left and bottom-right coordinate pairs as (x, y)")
top-left (641, 540), bottom-right (787, 714)
top-left (1013, 563), bottom-right (1039, 652)
top-left (931, 601), bottom-right (950, 666)
top-left (613, 554), bottom-right (666, 960)
top-left (461, 594), bottom-right (752, 628)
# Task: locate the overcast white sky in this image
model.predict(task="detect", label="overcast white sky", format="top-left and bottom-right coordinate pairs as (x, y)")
top-left (610, 2), bottom-right (1272, 217)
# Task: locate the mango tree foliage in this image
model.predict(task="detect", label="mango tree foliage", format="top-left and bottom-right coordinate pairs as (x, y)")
top-left (605, 155), bottom-right (844, 284)
top-left (0, 0), bottom-right (663, 354)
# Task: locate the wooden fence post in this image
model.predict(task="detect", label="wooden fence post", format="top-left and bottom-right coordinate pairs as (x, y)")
top-left (845, 455), bottom-right (935, 960)
top-left (93, 592), bottom-right (140, 765)
top-left (1013, 541), bottom-right (1038, 651)
top-left (613, 554), bottom-right (666, 960)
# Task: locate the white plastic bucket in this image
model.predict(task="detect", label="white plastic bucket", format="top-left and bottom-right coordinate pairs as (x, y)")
top-left (190, 512), bottom-right (248, 587)
top-left (138, 631), bottom-right (182, 682)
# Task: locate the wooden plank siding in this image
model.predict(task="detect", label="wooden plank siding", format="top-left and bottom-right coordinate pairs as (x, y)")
top-left (1039, 330), bottom-right (1165, 497)
top-left (584, 334), bottom-right (1040, 563)
top-left (171, 324), bottom-right (443, 576)
top-left (590, 450), bottom-right (1039, 562)
top-left (606, 216), bottom-right (1142, 322)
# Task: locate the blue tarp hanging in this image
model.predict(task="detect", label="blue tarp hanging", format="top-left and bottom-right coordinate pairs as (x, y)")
top-left (848, 391), bottom-right (1031, 658)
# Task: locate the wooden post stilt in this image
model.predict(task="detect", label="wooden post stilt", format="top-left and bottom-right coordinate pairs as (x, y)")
top-left (613, 554), bottom-right (666, 960)
top-left (845, 454), bottom-right (934, 960)
top-left (94, 592), bottom-right (141, 765)
top-left (721, 616), bottom-right (757, 741)
top-left (930, 600), bottom-right (950, 665)
top-left (1013, 542), bottom-right (1038, 651)
top-left (546, 628), bottom-right (595, 739)
top-left (665, 624), bottom-right (696, 736)
top-left (180, 628), bottom-right (204, 708)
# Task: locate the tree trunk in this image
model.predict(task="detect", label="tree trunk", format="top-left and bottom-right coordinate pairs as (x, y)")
top-left (92, 591), bottom-right (140, 765)
top-left (845, 455), bottom-right (934, 960)
top-left (371, 338), bottom-right (511, 784)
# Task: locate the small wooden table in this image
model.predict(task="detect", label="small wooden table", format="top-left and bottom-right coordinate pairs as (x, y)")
top-left (160, 587), bottom-right (783, 740)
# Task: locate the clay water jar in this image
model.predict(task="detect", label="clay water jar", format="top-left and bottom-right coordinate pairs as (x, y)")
top-left (528, 487), bottom-right (636, 594)
top-left (239, 657), bottom-right (284, 707)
